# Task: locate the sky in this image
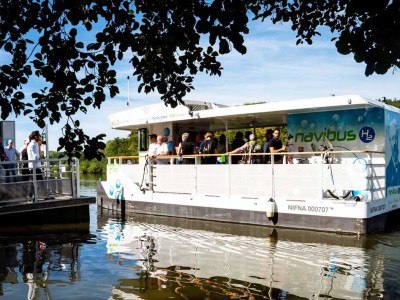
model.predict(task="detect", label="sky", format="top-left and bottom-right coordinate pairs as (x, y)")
top-left (3, 19), bottom-right (400, 151)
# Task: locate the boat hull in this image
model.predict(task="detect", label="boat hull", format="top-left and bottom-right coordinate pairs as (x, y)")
top-left (97, 182), bottom-right (399, 234)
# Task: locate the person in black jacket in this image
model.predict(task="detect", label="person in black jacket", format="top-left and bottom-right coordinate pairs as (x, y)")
top-left (177, 133), bottom-right (196, 164)
top-left (268, 128), bottom-right (287, 163)
top-left (230, 132), bottom-right (245, 164)
top-left (199, 131), bottom-right (218, 164)
top-left (19, 139), bottom-right (30, 181)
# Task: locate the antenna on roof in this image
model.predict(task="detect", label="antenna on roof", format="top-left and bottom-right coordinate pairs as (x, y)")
top-left (127, 76), bottom-right (130, 108)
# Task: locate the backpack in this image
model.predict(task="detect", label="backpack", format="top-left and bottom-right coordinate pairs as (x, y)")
top-left (202, 140), bottom-right (212, 154)
top-left (239, 142), bottom-right (261, 164)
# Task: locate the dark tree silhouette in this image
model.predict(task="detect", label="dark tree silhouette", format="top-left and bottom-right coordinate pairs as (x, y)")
top-left (1, 0), bottom-right (399, 159)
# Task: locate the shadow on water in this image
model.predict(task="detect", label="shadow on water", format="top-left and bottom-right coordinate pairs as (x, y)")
top-left (97, 207), bottom-right (396, 300)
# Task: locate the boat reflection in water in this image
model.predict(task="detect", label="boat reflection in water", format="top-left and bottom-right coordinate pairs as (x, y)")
top-left (99, 211), bottom-right (381, 299)
top-left (0, 224), bottom-right (93, 299)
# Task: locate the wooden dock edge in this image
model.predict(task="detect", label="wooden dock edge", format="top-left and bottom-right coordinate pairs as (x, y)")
top-left (0, 196), bottom-right (95, 227)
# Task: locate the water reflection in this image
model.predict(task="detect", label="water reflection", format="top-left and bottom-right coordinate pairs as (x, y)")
top-left (98, 209), bottom-right (381, 299)
top-left (2, 175), bottom-right (399, 299)
top-left (0, 230), bottom-right (94, 299)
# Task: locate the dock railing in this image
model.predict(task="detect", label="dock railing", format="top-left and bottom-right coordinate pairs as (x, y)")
top-left (0, 157), bottom-right (80, 203)
top-left (106, 150), bottom-right (385, 201)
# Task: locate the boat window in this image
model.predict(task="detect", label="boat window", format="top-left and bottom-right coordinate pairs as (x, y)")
top-left (138, 128), bottom-right (149, 151)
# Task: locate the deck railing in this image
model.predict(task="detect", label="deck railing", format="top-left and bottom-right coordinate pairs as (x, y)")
top-left (106, 151), bottom-right (385, 201)
top-left (0, 157), bottom-right (80, 203)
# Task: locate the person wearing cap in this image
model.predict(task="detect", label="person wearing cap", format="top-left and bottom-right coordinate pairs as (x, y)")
top-left (227, 133), bottom-right (262, 164)
top-left (176, 133), bottom-right (196, 164)
top-left (148, 134), bottom-right (158, 163)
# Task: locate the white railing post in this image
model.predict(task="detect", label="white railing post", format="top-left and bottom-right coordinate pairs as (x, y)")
top-left (369, 152), bottom-right (373, 201)
top-left (75, 157), bottom-right (80, 198)
top-left (71, 159), bottom-right (76, 199)
top-left (32, 166), bottom-right (38, 202)
top-left (320, 154), bottom-right (324, 199)
top-left (194, 156), bottom-right (198, 195)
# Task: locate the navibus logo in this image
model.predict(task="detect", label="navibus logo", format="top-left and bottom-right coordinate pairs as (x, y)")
top-left (294, 128), bottom-right (357, 143)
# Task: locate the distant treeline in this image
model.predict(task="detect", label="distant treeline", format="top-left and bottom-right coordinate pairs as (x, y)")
top-left (382, 97), bottom-right (400, 108)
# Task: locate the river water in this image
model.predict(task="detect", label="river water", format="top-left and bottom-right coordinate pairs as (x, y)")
top-left (1, 176), bottom-right (400, 299)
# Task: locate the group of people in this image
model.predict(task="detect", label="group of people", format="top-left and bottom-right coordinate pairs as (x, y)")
top-left (176, 131), bottom-right (227, 164)
top-left (227, 128), bottom-right (286, 164)
top-left (0, 130), bottom-right (43, 183)
top-left (148, 134), bottom-right (172, 165)
top-left (150, 128), bottom-right (286, 165)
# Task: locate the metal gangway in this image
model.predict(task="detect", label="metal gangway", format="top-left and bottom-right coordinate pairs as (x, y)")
top-left (0, 157), bottom-right (80, 204)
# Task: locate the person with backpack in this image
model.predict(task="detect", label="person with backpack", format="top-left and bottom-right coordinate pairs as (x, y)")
top-left (227, 134), bottom-right (262, 164)
top-left (176, 132), bottom-right (196, 164)
top-left (199, 131), bottom-right (218, 164)
top-left (19, 139), bottom-right (30, 181)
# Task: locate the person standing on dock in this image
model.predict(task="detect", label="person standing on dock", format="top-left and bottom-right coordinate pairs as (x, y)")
top-left (27, 131), bottom-right (43, 181)
top-left (0, 138), bottom-right (6, 181)
top-left (19, 139), bottom-right (30, 181)
top-left (4, 139), bottom-right (20, 182)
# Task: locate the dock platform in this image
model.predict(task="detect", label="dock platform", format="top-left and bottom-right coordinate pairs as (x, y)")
top-left (0, 196), bottom-right (95, 226)
top-left (0, 157), bottom-right (94, 227)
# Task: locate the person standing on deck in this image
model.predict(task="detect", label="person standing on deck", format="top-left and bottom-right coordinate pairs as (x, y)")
top-left (263, 129), bottom-right (274, 163)
top-left (227, 134), bottom-right (262, 164)
top-left (199, 131), bottom-right (218, 164)
top-left (4, 139), bottom-right (20, 182)
top-left (155, 135), bottom-right (169, 164)
top-left (268, 128), bottom-right (286, 163)
top-left (177, 133), bottom-right (196, 164)
top-left (230, 132), bottom-right (245, 164)
top-left (195, 133), bottom-right (203, 153)
top-left (148, 134), bottom-right (158, 164)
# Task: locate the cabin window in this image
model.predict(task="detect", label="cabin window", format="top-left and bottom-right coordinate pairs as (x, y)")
top-left (138, 128), bottom-right (149, 151)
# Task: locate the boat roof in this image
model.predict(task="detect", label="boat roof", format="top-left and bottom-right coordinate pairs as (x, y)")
top-left (109, 95), bottom-right (393, 131)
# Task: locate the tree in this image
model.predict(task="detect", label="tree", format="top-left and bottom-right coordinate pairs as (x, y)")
top-left (381, 97), bottom-right (400, 109)
top-left (105, 132), bottom-right (138, 157)
top-left (1, 1), bottom-right (399, 159)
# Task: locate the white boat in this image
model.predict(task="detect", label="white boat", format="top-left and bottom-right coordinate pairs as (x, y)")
top-left (97, 95), bottom-right (400, 234)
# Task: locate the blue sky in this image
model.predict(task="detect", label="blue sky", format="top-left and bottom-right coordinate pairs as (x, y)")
top-left (4, 19), bottom-right (400, 151)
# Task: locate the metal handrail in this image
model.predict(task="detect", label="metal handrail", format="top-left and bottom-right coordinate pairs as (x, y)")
top-left (107, 150), bottom-right (385, 164)
top-left (0, 157), bottom-right (80, 203)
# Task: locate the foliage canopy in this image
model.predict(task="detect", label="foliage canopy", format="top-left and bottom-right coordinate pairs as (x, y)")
top-left (1, 0), bottom-right (399, 159)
